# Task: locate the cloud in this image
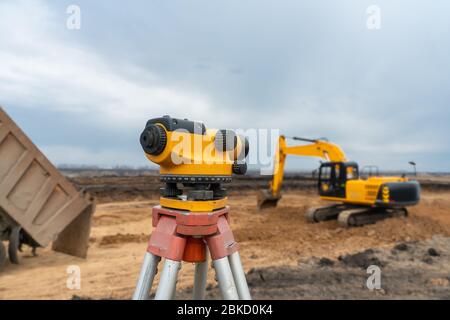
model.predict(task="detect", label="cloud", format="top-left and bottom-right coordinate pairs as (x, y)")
top-left (0, 0), bottom-right (215, 131)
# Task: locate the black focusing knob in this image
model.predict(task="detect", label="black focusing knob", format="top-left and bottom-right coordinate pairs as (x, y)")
top-left (232, 161), bottom-right (247, 175)
top-left (215, 130), bottom-right (237, 152)
top-left (140, 124), bottom-right (167, 155)
top-left (245, 137), bottom-right (249, 157)
top-left (233, 135), bottom-right (249, 161)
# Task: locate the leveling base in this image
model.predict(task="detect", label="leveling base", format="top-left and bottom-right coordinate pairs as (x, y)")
top-left (132, 205), bottom-right (251, 300)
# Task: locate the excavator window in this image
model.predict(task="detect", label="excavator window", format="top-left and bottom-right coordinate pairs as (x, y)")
top-left (318, 162), bottom-right (352, 198)
top-left (347, 167), bottom-right (355, 180)
top-left (321, 166), bottom-right (331, 180)
top-left (346, 163), bottom-right (359, 180)
top-left (335, 164), bottom-right (341, 180)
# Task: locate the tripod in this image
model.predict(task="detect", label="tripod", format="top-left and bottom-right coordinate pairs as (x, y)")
top-left (133, 205), bottom-right (251, 300)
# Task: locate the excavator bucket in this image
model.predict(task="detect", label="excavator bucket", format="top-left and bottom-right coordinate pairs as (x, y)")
top-left (257, 189), bottom-right (281, 209)
top-left (0, 106), bottom-right (95, 269)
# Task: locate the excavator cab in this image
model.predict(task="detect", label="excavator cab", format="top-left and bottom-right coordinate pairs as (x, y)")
top-left (318, 162), bottom-right (359, 199)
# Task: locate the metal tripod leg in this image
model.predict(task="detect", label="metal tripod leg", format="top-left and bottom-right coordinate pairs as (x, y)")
top-left (193, 252), bottom-right (209, 300)
top-left (228, 252), bottom-right (251, 300)
top-left (154, 259), bottom-right (181, 300)
top-left (132, 252), bottom-right (161, 300)
top-left (171, 278), bottom-right (177, 300)
top-left (213, 257), bottom-right (239, 300)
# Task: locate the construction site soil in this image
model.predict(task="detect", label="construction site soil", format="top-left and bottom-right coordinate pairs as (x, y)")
top-left (1, 173), bottom-right (449, 299)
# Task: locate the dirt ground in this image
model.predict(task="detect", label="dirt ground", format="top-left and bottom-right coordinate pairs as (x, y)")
top-left (180, 236), bottom-right (450, 299)
top-left (1, 181), bottom-right (450, 299)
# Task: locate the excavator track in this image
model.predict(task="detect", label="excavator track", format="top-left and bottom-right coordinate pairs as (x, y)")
top-left (305, 204), bottom-right (347, 223)
top-left (338, 207), bottom-right (408, 227)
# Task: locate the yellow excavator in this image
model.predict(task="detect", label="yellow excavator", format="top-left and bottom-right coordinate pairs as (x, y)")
top-left (257, 136), bottom-right (420, 227)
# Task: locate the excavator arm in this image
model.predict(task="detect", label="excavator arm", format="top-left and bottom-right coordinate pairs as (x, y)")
top-left (257, 135), bottom-right (347, 209)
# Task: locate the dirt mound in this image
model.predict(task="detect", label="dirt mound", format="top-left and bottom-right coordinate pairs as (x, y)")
top-left (338, 249), bottom-right (385, 269)
top-left (232, 193), bottom-right (450, 265)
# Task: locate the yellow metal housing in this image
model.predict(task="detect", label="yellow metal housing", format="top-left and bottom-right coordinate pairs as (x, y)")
top-left (146, 125), bottom-right (244, 176)
top-left (160, 197), bottom-right (228, 212)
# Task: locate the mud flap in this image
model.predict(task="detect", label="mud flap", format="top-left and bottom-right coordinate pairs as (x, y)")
top-left (257, 189), bottom-right (281, 210)
top-left (52, 204), bottom-right (95, 258)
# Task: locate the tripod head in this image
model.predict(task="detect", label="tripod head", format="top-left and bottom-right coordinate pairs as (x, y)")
top-left (140, 115), bottom-right (249, 209)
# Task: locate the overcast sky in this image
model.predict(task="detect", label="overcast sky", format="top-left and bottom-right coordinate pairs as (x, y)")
top-left (1, 0), bottom-right (449, 172)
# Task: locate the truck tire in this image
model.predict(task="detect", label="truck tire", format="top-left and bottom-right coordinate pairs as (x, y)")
top-left (0, 241), bottom-right (6, 271)
top-left (8, 226), bottom-right (21, 264)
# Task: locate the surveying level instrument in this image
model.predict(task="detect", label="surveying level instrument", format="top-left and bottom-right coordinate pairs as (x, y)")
top-left (133, 115), bottom-right (251, 300)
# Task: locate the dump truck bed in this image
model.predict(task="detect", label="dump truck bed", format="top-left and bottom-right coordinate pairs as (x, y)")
top-left (0, 106), bottom-right (95, 258)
